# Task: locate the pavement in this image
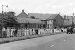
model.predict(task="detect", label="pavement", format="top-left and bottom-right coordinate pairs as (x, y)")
top-left (0, 33), bottom-right (70, 50)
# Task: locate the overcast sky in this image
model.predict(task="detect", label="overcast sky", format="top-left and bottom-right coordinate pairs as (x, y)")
top-left (0, 0), bottom-right (75, 15)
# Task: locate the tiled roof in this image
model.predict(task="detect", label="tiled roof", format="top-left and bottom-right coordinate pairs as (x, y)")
top-left (17, 17), bottom-right (45, 24)
top-left (66, 16), bottom-right (75, 24)
top-left (17, 10), bottom-right (28, 18)
top-left (28, 13), bottom-right (58, 20)
top-left (64, 20), bottom-right (72, 26)
top-left (63, 15), bottom-right (75, 26)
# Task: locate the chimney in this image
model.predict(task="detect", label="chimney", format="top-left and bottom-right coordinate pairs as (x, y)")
top-left (22, 9), bottom-right (24, 12)
top-left (64, 15), bottom-right (66, 19)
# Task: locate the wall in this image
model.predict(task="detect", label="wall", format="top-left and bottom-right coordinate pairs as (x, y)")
top-left (53, 14), bottom-right (64, 28)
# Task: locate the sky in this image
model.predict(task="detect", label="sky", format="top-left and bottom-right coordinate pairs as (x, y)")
top-left (0, 0), bottom-right (75, 15)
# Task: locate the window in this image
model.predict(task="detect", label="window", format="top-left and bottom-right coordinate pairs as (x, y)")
top-left (51, 20), bottom-right (53, 22)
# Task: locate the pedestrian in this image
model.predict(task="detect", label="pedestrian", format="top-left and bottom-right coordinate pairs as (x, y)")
top-left (70, 27), bottom-right (73, 34)
top-left (2, 27), bottom-right (6, 38)
top-left (61, 29), bottom-right (63, 32)
top-left (52, 29), bottom-right (54, 33)
top-left (35, 29), bottom-right (38, 35)
top-left (14, 28), bottom-right (18, 37)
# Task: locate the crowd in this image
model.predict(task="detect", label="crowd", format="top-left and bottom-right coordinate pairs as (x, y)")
top-left (1, 27), bottom-right (67, 38)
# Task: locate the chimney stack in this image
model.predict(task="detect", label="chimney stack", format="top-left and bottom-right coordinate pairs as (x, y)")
top-left (22, 9), bottom-right (24, 12)
top-left (64, 15), bottom-right (66, 19)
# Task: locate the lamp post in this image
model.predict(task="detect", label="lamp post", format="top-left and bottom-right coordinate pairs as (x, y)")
top-left (1, 5), bottom-right (8, 37)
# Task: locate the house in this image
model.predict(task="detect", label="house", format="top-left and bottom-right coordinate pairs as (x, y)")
top-left (16, 10), bottom-right (46, 29)
top-left (52, 14), bottom-right (64, 28)
top-left (63, 15), bottom-right (75, 27)
top-left (17, 10), bottom-right (28, 18)
top-left (28, 13), bottom-right (64, 28)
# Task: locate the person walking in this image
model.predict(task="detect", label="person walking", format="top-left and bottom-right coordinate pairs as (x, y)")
top-left (14, 28), bottom-right (18, 37)
top-left (2, 27), bottom-right (6, 38)
top-left (35, 29), bottom-right (38, 35)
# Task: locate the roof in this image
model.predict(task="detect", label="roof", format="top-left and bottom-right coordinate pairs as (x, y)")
top-left (17, 17), bottom-right (45, 24)
top-left (17, 10), bottom-right (28, 18)
top-left (65, 16), bottom-right (75, 24)
top-left (63, 15), bottom-right (75, 26)
top-left (28, 13), bottom-right (59, 20)
top-left (64, 20), bottom-right (72, 26)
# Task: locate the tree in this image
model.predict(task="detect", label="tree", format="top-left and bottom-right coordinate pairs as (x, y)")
top-left (0, 11), bottom-right (19, 27)
top-left (5, 17), bottom-right (19, 27)
top-left (4, 11), bottom-right (15, 17)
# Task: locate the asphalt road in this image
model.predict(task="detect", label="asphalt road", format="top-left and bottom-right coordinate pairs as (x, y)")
top-left (29, 34), bottom-right (74, 50)
top-left (0, 33), bottom-right (75, 50)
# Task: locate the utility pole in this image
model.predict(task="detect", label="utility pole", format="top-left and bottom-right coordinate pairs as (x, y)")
top-left (1, 5), bottom-right (8, 37)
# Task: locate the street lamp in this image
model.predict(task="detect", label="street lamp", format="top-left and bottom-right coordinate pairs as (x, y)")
top-left (1, 5), bottom-right (8, 37)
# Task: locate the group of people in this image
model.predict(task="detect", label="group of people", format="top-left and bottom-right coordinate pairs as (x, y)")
top-left (1, 27), bottom-right (70, 38)
top-left (2, 27), bottom-right (41, 37)
top-left (2, 27), bottom-right (17, 38)
top-left (2, 27), bottom-right (55, 38)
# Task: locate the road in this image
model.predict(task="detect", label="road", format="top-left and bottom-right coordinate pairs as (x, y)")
top-left (0, 33), bottom-right (75, 50)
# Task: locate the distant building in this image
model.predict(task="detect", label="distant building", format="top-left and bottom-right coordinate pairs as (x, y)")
top-left (28, 13), bottom-right (64, 28)
top-left (53, 14), bottom-right (64, 28)
top-left (17, 9), bottom-right (28, 18)
top-left (63, 15), bottom-right (75, 27)
top-left (16, 10), bottom-right (46, 29)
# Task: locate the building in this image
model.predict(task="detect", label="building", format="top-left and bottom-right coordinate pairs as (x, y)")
top-left (52, 14), bottom-right (64, 28)
top-left (28, 13), bottom-right (64, 28)
top-left (16, 10), bottom-right (46, 29)
top-left (63, 15), bottom-right (75, 27)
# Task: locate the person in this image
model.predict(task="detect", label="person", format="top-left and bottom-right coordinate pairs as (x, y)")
top-left (52, 29), bottom-right (54, 33)
top-left (10, 27), bottom-right (14, 37)
top-left (6, 27), bottom-right (10, 37)
top-left (35, 29), bottom-right (38, 35)
top-left (14, 28), bottom-right (18, 37)
top-left (67, 27), bottom-right (70, 34)
top-left (61, 28), bottom-right (63, 32)
top-left (70, 27), bottom-right (73, 34)
top-left (2, 27), bottom-right (6, 38)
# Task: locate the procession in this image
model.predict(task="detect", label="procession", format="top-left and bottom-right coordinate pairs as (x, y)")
top-left (2, 27), bottom-right (67, 38)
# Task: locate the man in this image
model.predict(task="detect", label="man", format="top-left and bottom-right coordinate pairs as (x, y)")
top-left (70, 27), bottom-right (73, 34)
top-left (2, 27), bottom-right (6, 38)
